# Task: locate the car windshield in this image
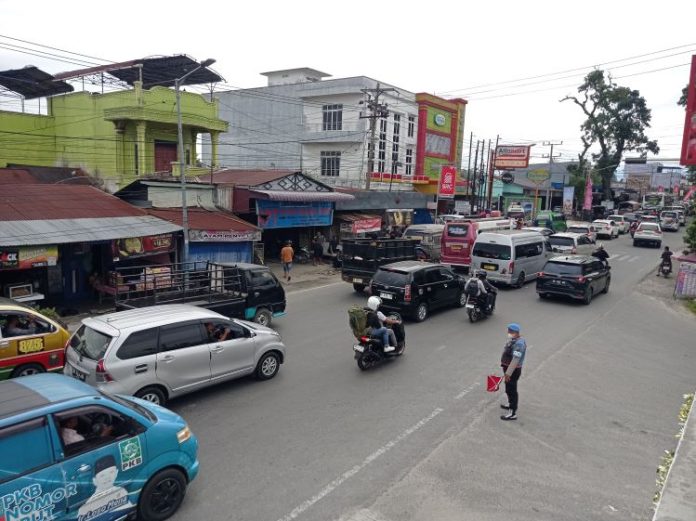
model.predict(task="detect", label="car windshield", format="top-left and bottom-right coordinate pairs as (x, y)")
top-left (549, 236), bottom-right (575, 247)
top-left (69, 325), bottom-right (113, 361)
top-left (567, 226), bottom-right (587, 234)
top-left (608, 215), bottom-right (622, 221)
top-left (472, 242), bottom-right (511, 260)
top-left (662, 212), bottom-right (677, 218)
top-left (445, 224), bottom-right (469, 237)
top-left (544, 262), bottom-right (582, 276)
top-left (373, 269), bottom-right (409, 286)
top-left (640, 224), bottom-right (659, 231)
top-left (102, 391), bottom-right (157, 422)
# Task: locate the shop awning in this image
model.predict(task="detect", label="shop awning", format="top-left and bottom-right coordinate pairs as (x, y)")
top-left (337, 213), bottom-right (383, 234)
top-left (0, 217), bottom-right (182, 247)
top-left (250, 190), bottom-right (355, 202)
top-left (147, 208), bottom-right (261, 243)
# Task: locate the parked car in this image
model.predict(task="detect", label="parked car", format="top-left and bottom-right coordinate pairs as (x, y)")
top-left (592, 219), bottom-right (619, 239)
top-left (566, 222), bottom-right (597, 243)
top-left (537, 255), bottom-right (610, 305)
top-left (470, 230), bottom-right (552, 288)
top-left (664, 205), bottom-right (687, 225)
top-left (402, 223), bottom-right (445, 261)
top-left (607, 214), bottom-right (629, 234)
top-left (660, 211), bottom-right (680, 232)
top-left (633, 222), bottom-right (663, 248)
top-left (0, 373), bottom-right (199, 521)
top-left (522, 226), bottom-right (554, 237)
top-left (547, 232), bottom-right (595, 255)
top-left (65, 304), bottom-right (286, 406)
top-left (369, 261), bottom-right (466, 322)
top-left (0, 297), bottom-right (70, 379)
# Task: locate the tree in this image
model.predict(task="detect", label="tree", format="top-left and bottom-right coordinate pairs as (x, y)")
top-left (562, 70), bottom-right (659, 199)
top-left (678, 84), bottom-right (696, 184)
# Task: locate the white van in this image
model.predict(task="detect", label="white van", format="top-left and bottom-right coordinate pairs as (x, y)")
top-left (471, 231), bottom-right (550, 288)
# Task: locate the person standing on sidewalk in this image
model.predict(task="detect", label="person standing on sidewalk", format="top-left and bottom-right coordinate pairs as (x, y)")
top-left (500, 323), bottom-right (527, 421)
top-left (312, 238), bottom-right (323, 266)
top-left (280, 241), bottom-right (294, 282)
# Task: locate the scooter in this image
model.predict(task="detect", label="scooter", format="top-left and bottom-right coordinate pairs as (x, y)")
top-left (294, 247), bottom-right (311, 264)
top-left (465, 295), bottom-right (494, 323)
top-left (658, 261), bottom-right (672, 277)
top-left (353, 313), bottom-right (405, 370)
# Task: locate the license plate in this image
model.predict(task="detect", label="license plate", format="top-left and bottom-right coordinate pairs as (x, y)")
top-left (353, 344), bottom-right (365, 353)
top-left (552, 280), bottom-right (566, 285)
top-left (483, 264), bottom-right (496, 271)
top-left (380, 292), bottom-right (393, 300)
top-left (353, 278), bottom-right (363, 284)
top-left (465, 304), bottom-right (474, 309)
top-left (450, 245), bottom-right (462, 251)
top-left (71, 366), bottom-right (86, 381)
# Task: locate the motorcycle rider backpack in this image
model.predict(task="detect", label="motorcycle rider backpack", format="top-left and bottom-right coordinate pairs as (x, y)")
top-left (465, 278), bottom-right (480, 297)
top-left (348, 306), bottom-right (369, 340)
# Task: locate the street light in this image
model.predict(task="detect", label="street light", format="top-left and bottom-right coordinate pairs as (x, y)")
top-left (175, 58), bottom-right (216, 265)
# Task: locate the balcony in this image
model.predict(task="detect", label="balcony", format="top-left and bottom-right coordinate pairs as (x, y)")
top-left (301, 121), bottom-right (366, 143)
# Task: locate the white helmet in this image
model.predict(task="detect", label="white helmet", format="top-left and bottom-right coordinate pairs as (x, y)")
top-left (367, 296), bottom-right (382, 311)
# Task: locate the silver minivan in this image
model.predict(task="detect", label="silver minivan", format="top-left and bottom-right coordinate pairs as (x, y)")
top-left (471, 231), bottom-right (551, 288)
top-left (64, 304), bottom-right (286, 405)
top-left (402, 223), bottom-right (445, 261)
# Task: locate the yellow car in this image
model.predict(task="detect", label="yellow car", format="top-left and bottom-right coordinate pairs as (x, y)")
top-left (0, 298), bottom-right (70, 379)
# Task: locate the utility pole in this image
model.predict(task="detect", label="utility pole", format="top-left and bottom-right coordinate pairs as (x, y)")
top-left (542, 140), bottom-right (563, 210)
top-left (466, 132), bottom-right (473, 206)
top-left (471, 140), bottom-right (480, 211)
top-left (361, 83), bottom-right (395, 190)
top-left (486, 135), bottom-right (500, 209)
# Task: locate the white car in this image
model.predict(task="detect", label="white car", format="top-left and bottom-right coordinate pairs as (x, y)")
top-left (660, 211), bottom-right (680, 232)
top-left (633, 222), bottom-right (662, 248)
top-left (547, 232), bottom-right (595, 255)
top-left (592, 219), bottom-right (619, 239)
top-left (664, 206), bottom-right (687, 226)
top-left (607, 214), bottom-right (629, 234)
top-left (566, 222), bottom-right (597, 243)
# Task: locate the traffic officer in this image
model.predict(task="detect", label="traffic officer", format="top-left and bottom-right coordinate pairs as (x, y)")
top-left (500, 323), bottom-right (527, 421)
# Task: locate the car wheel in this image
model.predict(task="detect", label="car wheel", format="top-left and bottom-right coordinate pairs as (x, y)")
top-left (514, 272), bottom-right (526, 289)
top-left (255, 351), bottom-right (280, 380)
top-left (254, 308), bottom-right (272, 327)
top-left (137, 468), bottom-right (187, 521)
top-left (633, 240), bottom-right (638, 247)
top-left (602, 276), bottom-right (610, 294)
top-left (135, 386), bottom-right (167, 406)
top-left (538, 292), bottom-right (548, 299)
top-left (656, 242), bottom-right (662, 249)
top-left (456, 291), bottom-right (467, 308)
top-left (414, 302), bottom-right (428, 322)
top-left (353, 283), bottom-right (365, 293)
top-left (11, 363), bottom-right (45, 378)
top-left (583, 287), bottom-right (594, 305)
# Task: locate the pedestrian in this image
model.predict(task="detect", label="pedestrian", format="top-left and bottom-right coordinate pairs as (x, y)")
top-left (280, 240), bottom-right (294, 281)
top-left (328, 236), bottom-right (338, 255)
top-left (500, 323), bottom-right (527, 421)
top-left (312, 238), bottom-right (323, 266)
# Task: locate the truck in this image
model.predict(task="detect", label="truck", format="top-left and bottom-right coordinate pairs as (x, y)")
top-left (340, 238), bottom-right (419, 292)
top-left (114, 261), bottom-right (286, 327)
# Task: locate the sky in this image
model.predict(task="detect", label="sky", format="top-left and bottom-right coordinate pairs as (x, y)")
top-left (0, 0), bottom-right (693, 169)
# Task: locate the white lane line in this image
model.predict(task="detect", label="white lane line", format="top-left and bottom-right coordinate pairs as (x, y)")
top-left (287, 281), bottom-right (343, 295)
top-left (455, 381), bottom-right (481, 400)
top-left (435, 344), bottom-right (447, 351)
top-left (628, 256), bottom-right (639, 262)
top-left (340, 509), bottom-right (391, 521)
top-left (276, 407), bottom-right (444, 521)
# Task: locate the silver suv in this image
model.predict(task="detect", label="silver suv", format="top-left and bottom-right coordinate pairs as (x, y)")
top-left (64, 304), bottom-right (285, 405)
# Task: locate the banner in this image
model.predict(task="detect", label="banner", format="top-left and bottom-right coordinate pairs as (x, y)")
top-left (494, 145), bottom-right (532, 169)
top-left (189, 229), bottom-right (261, 243)
top-left (562, 186), bottom-right (575, 215)
top-left (256, 200), bottom-right (333, 229)
top-left (113, 234), bottom-right (173, 259)
top-left (0, 246), bottom-right (58, 270)
top-left (675, 262), bottom-right (696, 298)
top-left (438, 166), bottom-right (456, 199)
top-left (352, 218), bottom-right (382, 234)
top-left (583, 173), bottom-right (593, 211)
top-left (680, 55), bottom-right (696, 166)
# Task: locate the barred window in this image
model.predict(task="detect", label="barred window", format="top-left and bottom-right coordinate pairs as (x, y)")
top-left (322, 104), bottom-right (343, 131)
top-left (405, 148), bottom-right (413, 176)
top-left (407, 115), bottom-right (415, 137)
top-left (320, 151), bottom-right (341, 177)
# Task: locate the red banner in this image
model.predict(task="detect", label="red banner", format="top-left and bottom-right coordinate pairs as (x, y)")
top-left (681, 55), bottom-right (696, 166)
top-left (352, 218), bottom-right (382, 234)
top-left (113, 234), bottom-right (173, 259)
top-left (438, 166), bottom-right (457, 199)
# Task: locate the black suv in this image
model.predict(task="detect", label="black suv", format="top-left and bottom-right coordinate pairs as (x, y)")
top-left (370, 261), bottom-right (466, 321)
top-left (536, 255), bottom-right (610, 305)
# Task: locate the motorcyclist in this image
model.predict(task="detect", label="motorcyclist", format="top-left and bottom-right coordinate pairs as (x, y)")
top-left (366, 296), bottom-right (400, 353)
top-left (592, 243), bottom-right (610, 267)
top-left (657, 246), bottom-right (673, 276)
top-left (477, 270), bottom-right (497, 313)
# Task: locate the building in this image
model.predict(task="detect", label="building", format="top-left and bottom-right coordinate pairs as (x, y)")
top-left (0, 57), bottom-right (228, 192)
top-left (204, 68), bottom-right (419, 191)
top-left (488, 162), bottom-right (573, 213)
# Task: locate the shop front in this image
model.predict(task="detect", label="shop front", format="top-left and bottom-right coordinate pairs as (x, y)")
top-left (335, 213), bottom-right (383, 239)
top-left (0, 246), bottom-right (59, 304)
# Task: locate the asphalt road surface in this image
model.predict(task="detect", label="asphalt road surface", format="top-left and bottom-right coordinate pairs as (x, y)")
top-left (170, 230), bottom-right (696, 521)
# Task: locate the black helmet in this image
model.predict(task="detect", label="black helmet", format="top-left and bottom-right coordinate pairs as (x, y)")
top-left (477, 269), bottom-right (488, 279)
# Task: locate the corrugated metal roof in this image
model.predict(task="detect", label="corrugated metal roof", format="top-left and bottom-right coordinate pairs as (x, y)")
top-left (211, 169), bottom-right (295, 185)
top-left (0, 185), bottom-right (148, 221)
top-left (147, 208), bottom-right (258, 232)
top-left (251, 190), bottom-right (354, 202)
top-left (0, 216), bottom-right (182, 247)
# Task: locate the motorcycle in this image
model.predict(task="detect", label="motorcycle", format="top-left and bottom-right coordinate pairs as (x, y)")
top-left (465, 295), bottom-right (494, 323)
top-left (294, 246), bottom-right (311, 264)
top-left (658, 260), bottom-right (672, 277)
top-left (353, 313), bottom-right (405, 370)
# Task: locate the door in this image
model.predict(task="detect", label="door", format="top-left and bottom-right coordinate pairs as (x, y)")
top-left (156, 321), bottom-right (211, 392)
top-left (0, 310), bottom-right (63, 378)
top-left (246, 269), bottom-right (284, 312)
top-left (61, 244), bottom-right (90, 301)
top-left (437, 268), bottom-right (459, 305)
top-left (423, 268), bottom-right (446, 309)
top-left (55, 406), bottom-right (146, 521)
top-left (154, 141), bottom-right (177, 172)
top-left (206, 320), bottom-right (256, 380)
top-left (588, 261), bottom-right (608, 292)
top-left (576, 235), bottom-right (594, 255)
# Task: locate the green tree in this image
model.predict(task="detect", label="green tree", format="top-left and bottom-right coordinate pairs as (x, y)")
top-left (678, 84), bottom-right (696, 184)
top-left (562, 70), bottom-right (659, 199)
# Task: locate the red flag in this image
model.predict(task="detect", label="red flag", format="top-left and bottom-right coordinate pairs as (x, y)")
top-left (487, 374), bottom-right (502, 392)
top-left (583, 172), bottom-right (593, 211)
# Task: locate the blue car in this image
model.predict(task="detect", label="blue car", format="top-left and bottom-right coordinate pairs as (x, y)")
top-left (0, 373), bottom-right (198, 521)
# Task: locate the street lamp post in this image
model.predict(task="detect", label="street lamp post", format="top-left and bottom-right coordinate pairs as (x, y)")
top-left (175, 58), bottom-right (216, 265)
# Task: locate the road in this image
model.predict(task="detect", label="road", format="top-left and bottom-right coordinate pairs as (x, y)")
top-left (170, 231), bottom-right (696, 521)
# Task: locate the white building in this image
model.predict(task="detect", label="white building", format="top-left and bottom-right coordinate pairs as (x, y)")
top-left (203, 68), bottom-right (418, 190)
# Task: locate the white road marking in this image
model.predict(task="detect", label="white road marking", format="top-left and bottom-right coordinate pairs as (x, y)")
top-left (628, 256), bottom-right (639, 262)
top-left (276, 407), bottom-right (444, 521)
top-left (340, 509), bottom-right (391, 521)
top-left (435, 344), bottom-right (447, 351)
top-left (455, 381), bottom-right (481, 400)
top-left (287, 281), bottom-right (343, 295)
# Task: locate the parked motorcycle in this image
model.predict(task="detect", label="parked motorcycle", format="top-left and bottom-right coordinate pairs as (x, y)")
top-left (352, 313), bottom-right (405, 370)
top-left (465, 295), bottom-right (494, 323)
top-left (294, 246), bottom-right (311, 264)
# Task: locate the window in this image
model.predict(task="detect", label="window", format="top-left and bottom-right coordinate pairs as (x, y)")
top-left (69, 325), bottom-right (113, 361)
top-left (549, 236), bottom-right (575, 247)
top-left (320, 151), bottom-right (341, 177)
top-left (515, 242), bottom-right (543, 258)
top-left (472, 243), bottom-right (511, 260)
top-left (407, 115), bottom-right (415, 137)
top-left (248, 270), bottom-right (277, 289)
top-left (378, 117), bottom-right (387, 172)
top-left (425, 269), bottom-right (443, 284)
top-left (578, 236), bottom-right (592, 246)
top-left (322, 104), bottom-right (343, 131)
top-left (0, 418), bottom-right (52, 481)
top-left (158, 322), bottom-right (206, 352)
top-left (405, 148), bottom-right (413, 176)
top-left (544, 262), bottom-right (582, 276)
top-left (425, 133), bottom-right (451, 156)
top-left (391, 114), bottom-right (401, 174)
top-left (445, 224), bottom-right (469, 237)
top-left (373, 269), bottom-right (409, 286)
top-left (0, 311), bottom-right (52, 339)
top-left (117, 328), bottom-right (159, 360)
top-left (590, 261), bottom-right (605, 272)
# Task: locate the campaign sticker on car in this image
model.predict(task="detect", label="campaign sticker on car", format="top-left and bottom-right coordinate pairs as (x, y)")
top-left (353, 278), bottom-right (363, 284)
top-left (380, 292), bottom-right (393, 300)
top-left (482, 264), bottom-right (496, 271)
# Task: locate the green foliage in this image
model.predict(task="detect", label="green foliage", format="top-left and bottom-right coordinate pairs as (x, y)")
top-left (35, 306), bottom-right (68, 329)
top-left (684, 220), bottom-right (696, 252)
top-left (562, 70), bottom-right (659, 199)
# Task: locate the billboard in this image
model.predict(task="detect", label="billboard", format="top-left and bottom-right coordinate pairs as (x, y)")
top-left (438, 166), bottom-right (456, 198)
top-left (681, 55), bottom-right (696, 166)
top-left (494, 145), bottom-right (532, 169)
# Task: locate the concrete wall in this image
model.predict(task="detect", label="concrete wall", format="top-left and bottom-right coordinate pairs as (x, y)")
top-left (335, 190), bottom-right (432, 211)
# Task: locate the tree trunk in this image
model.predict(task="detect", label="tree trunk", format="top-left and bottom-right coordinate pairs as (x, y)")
top-left (602, 174), bottom-right (612, 201)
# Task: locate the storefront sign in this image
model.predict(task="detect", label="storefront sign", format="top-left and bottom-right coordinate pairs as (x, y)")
top-left (562, 186), bottom-right (575, 215)
top-left (113, 234), bottom-right (173, 259)
top-left (494, 145), bottom-right (532, 169)
top-left (680, 55), bottom-right (696, 166)
top-left (500, 172), bottom-right (514, 184)
top-left (352, 218), bottom-right (382, 234)
top-left (385, 209), bottom-right (413, 227)
top-left (438, 166), bottom-right (457, 199)
top-left (189, 229), bottom-right (262, 242)
top-left (0, 246), bottom-right (58, 270)
top-left (675, 262), bottom-right (696, 298)
top-left (256, 200), bottom-right (333, 229)
top-left (527, 169), bottom-right (550, 184)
